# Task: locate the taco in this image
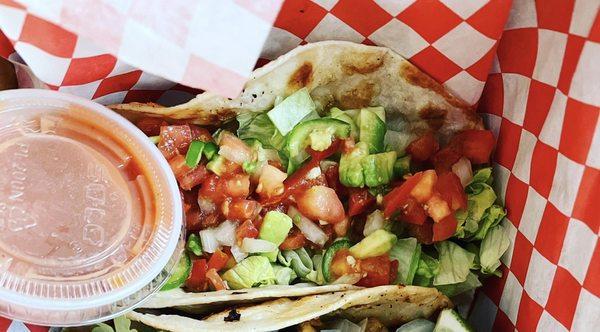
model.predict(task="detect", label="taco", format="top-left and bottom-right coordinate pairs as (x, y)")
top-left (109, 41), bottom-right (509, 330)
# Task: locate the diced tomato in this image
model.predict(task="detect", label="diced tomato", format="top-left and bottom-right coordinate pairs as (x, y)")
top-left (223, 198), bottom-right (261, 221)
top-left (432, 214), bottom-right (458, 242)
top-left (426, 193), bottom-right (452, 223)
top-left (357, 255), bottom-right (391, 287)
top-left (410, 170), bottom-right (437, 203)
top-left (348, 188), bottom-right (375, 217)
top-left (185, 206), bottom-right (219, 231)
top-left (307, 139), bottom-right (342, 161)
top-left (296, 186), bottom-right (345, 223)
top-left (435, 172), bottom-right (467, 210)
top-left (185, 259), bottom-right (208, 291)
top-left (235, 220), bottom-right (259, 244)
top-left (158, 125), bottom-right (193, 159)
top-left (179, 164), bottom-right (208, 191)
top-left (189, 125), bottom-right (214, 142)
top-left (383, 172), bottom-right (424, 218)
top-left (432, 147), bottom-right (462, 174)
top-left (135, 117), bottom-right (167, 136)
top-left (169, 154), bottom-right (191, 178)
top-left (206, 268), bottom-right (228, 291)
top-left (256, 164), bottom-right (287, 199)
top-left (198, 174), bottom-right (228, 204)
top-left (407, 222), bottom-right (434, 245)
top-left (224, 174), bottom-right (250, 198)
top-left (406, 132), bottom-right (439, 162)
top-left (398, 197), bottom-right (427, 225)
top-left (279, 228), bottom-right (307, 250)
top-left (207, 249), bottom-right (229, 272)
top-left (450, 130), bottom-right (495, 164)
top-left (218, 131), bottom-right (253, 165)
top-left (389, 259), bottom-right (399, 284)
top-left (324, 164), bottom-right (347, 198)
top-left (330, 249), bottom-right (360, 280)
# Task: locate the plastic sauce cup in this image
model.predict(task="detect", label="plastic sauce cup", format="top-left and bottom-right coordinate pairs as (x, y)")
top-left (0, 89), bottom-right (183, 326)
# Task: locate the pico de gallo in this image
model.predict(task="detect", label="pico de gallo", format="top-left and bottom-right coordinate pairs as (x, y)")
top-left (139, 88), bottom-right (509, 297)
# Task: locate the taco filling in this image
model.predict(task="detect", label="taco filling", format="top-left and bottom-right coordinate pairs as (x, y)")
top-left (135, 86), bottom-right (508, 297)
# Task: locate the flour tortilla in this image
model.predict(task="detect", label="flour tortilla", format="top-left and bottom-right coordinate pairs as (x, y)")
top-left (110, 41), bottom-right (481, 146)
top-left (129, 285), bottom-right (451, 332)
top-left (142, 283), bottom-right (358, 314)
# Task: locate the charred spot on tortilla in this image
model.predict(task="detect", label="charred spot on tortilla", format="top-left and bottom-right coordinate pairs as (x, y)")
top-left (231, 291), bottom-right (246, 295)
top-left (338, 80), bottom-right (377, 109)
top-left (224, 308), bottom-right (241, 322)
top-left (341, 50), bottom-right (385, 75)
top-left (419, 105), bottom-right (447, 130)
top-left (288, 62), bottom-right (313, 90)
top-left (399, 62), bottom-right (467, 109)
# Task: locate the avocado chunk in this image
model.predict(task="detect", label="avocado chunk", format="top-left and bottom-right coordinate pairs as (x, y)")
top-left (349, 229), bottom-right (397, 259)
top-left (394, 155), bottom-right (411, 179)
top-left (330, 107), bottom-right (358, 140)
top-left (206, 155), bottom-right (227, 176)
top-left (285, 118), bottom-right (351, 173)
top-left (259, 211), bottom-right (293, 262)
top-left (259, 211), bottom-right (293, 245)
top-left (339, 141), bottom-right (369, 187)
top-left (267, 88), bottom-right (316, 136)
top-left (359, 108), bottom-right (386, 153)
top-left (361, 151), bottom-right (397, 187)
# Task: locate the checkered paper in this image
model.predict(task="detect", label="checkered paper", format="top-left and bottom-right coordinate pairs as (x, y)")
top-left (0, 0), bottom-right (599, 331)
top-left (0, 0), bottom-right (283, 100)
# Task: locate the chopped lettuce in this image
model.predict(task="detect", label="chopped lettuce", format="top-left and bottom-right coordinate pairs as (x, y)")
top-left (433, 241), bottom-right (475, 286)
top-left (267, 88), bottom-right (316, 135)
top-left (435, 271), bottom-right (482, 298)
top-left (389, 237), bottom-right (421, 285)
top-left (471, 205), bottom-right (506, 241)
top-left (455, 167), bottom-right (500, 239)
top-left (92, 316), bottom-right (137, 332)
top-left (221, 256), bottom-right (276, 289)
top-left (470, 167), bottom-right (493, 185)
top-left (480, 225), bottom-right (510, 276)
top-left (413, 253), bottom-right (439, 287)
top-left (278, 248), bottom-right (322, 284)
top-left (237, 112), bottom-right (285, 150)
top-left (272, 264), bottom-right (297, 285)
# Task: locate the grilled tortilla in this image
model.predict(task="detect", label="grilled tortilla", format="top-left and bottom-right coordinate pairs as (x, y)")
top-left (128, 285), bottom-right (451, 332)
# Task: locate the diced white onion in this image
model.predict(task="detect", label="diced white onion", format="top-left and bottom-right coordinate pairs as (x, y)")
top-left (230, 245), bottom-right (249, 262)
top-left (288, 206), bottom-right (328, 246)
top-left (452, 157), bottom-right (473, 187)
top-left (363, 210), bottom-right (385, 237)
top-left (218, 132), bottom-right (252, 165)
top-left (332, 273), bottom-right (363, 285)
top-left (199, 229), bottom-right (219, 253)
top-left (197, 197), bottom-right (216, 213)
top-left (305, 166), bottom-right (321, 180)
top-left (241, 238), bottom-right (277, 253)
top-left (319, 160), bottom-right (338, 172)
top-left (214, 220), bottom-right (238, 247)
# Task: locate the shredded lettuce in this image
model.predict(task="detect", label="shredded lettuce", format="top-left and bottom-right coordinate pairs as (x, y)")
top-left (412, 253), bottom-right (439, 287)
top-left (435, 272), bottom-right (482, 297)
top-left (470, 205), bottom-right (506, 241)
top-left (433, 241), bottom-right (475, 286)
top-left (267, 88), bottom-right (316, 135)
top-left (272, 264), bottom-right (297, 285)
top-left (237, 112), bottom-right (285, 150)
top-left (480, 225), bottom-right (510, 276)
top-left (92, 316), bottom-right (137, 332)
top-left (389, 237), bottom-right (421, 285)
top-left (278, 248), bottom-right (323, 284)
top-left (221, 256), bottom-right (276, 289)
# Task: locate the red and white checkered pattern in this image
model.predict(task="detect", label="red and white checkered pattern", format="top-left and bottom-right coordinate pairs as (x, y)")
top-left (0, 0), bottom-right (283, 98)
top-left (0, 0), bottom-right (598, 331)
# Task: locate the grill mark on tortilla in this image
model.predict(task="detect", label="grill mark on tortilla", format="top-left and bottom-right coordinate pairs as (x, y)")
top-left (400, 62), bottom-right (467, 109)
top-left (419, 104), bottom-right (447, 130)
top-left (338, 80), bottom-right (377, 109)
top-left (288, 62), bottom-right (313, 90)
top-left (341, 51), bottom-right (385, 75)
top-left (224, 308), bottom-right (241, 322)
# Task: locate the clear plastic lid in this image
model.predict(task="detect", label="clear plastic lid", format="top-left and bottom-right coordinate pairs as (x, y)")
top-left (0, 89), bottom-right (183, 326)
